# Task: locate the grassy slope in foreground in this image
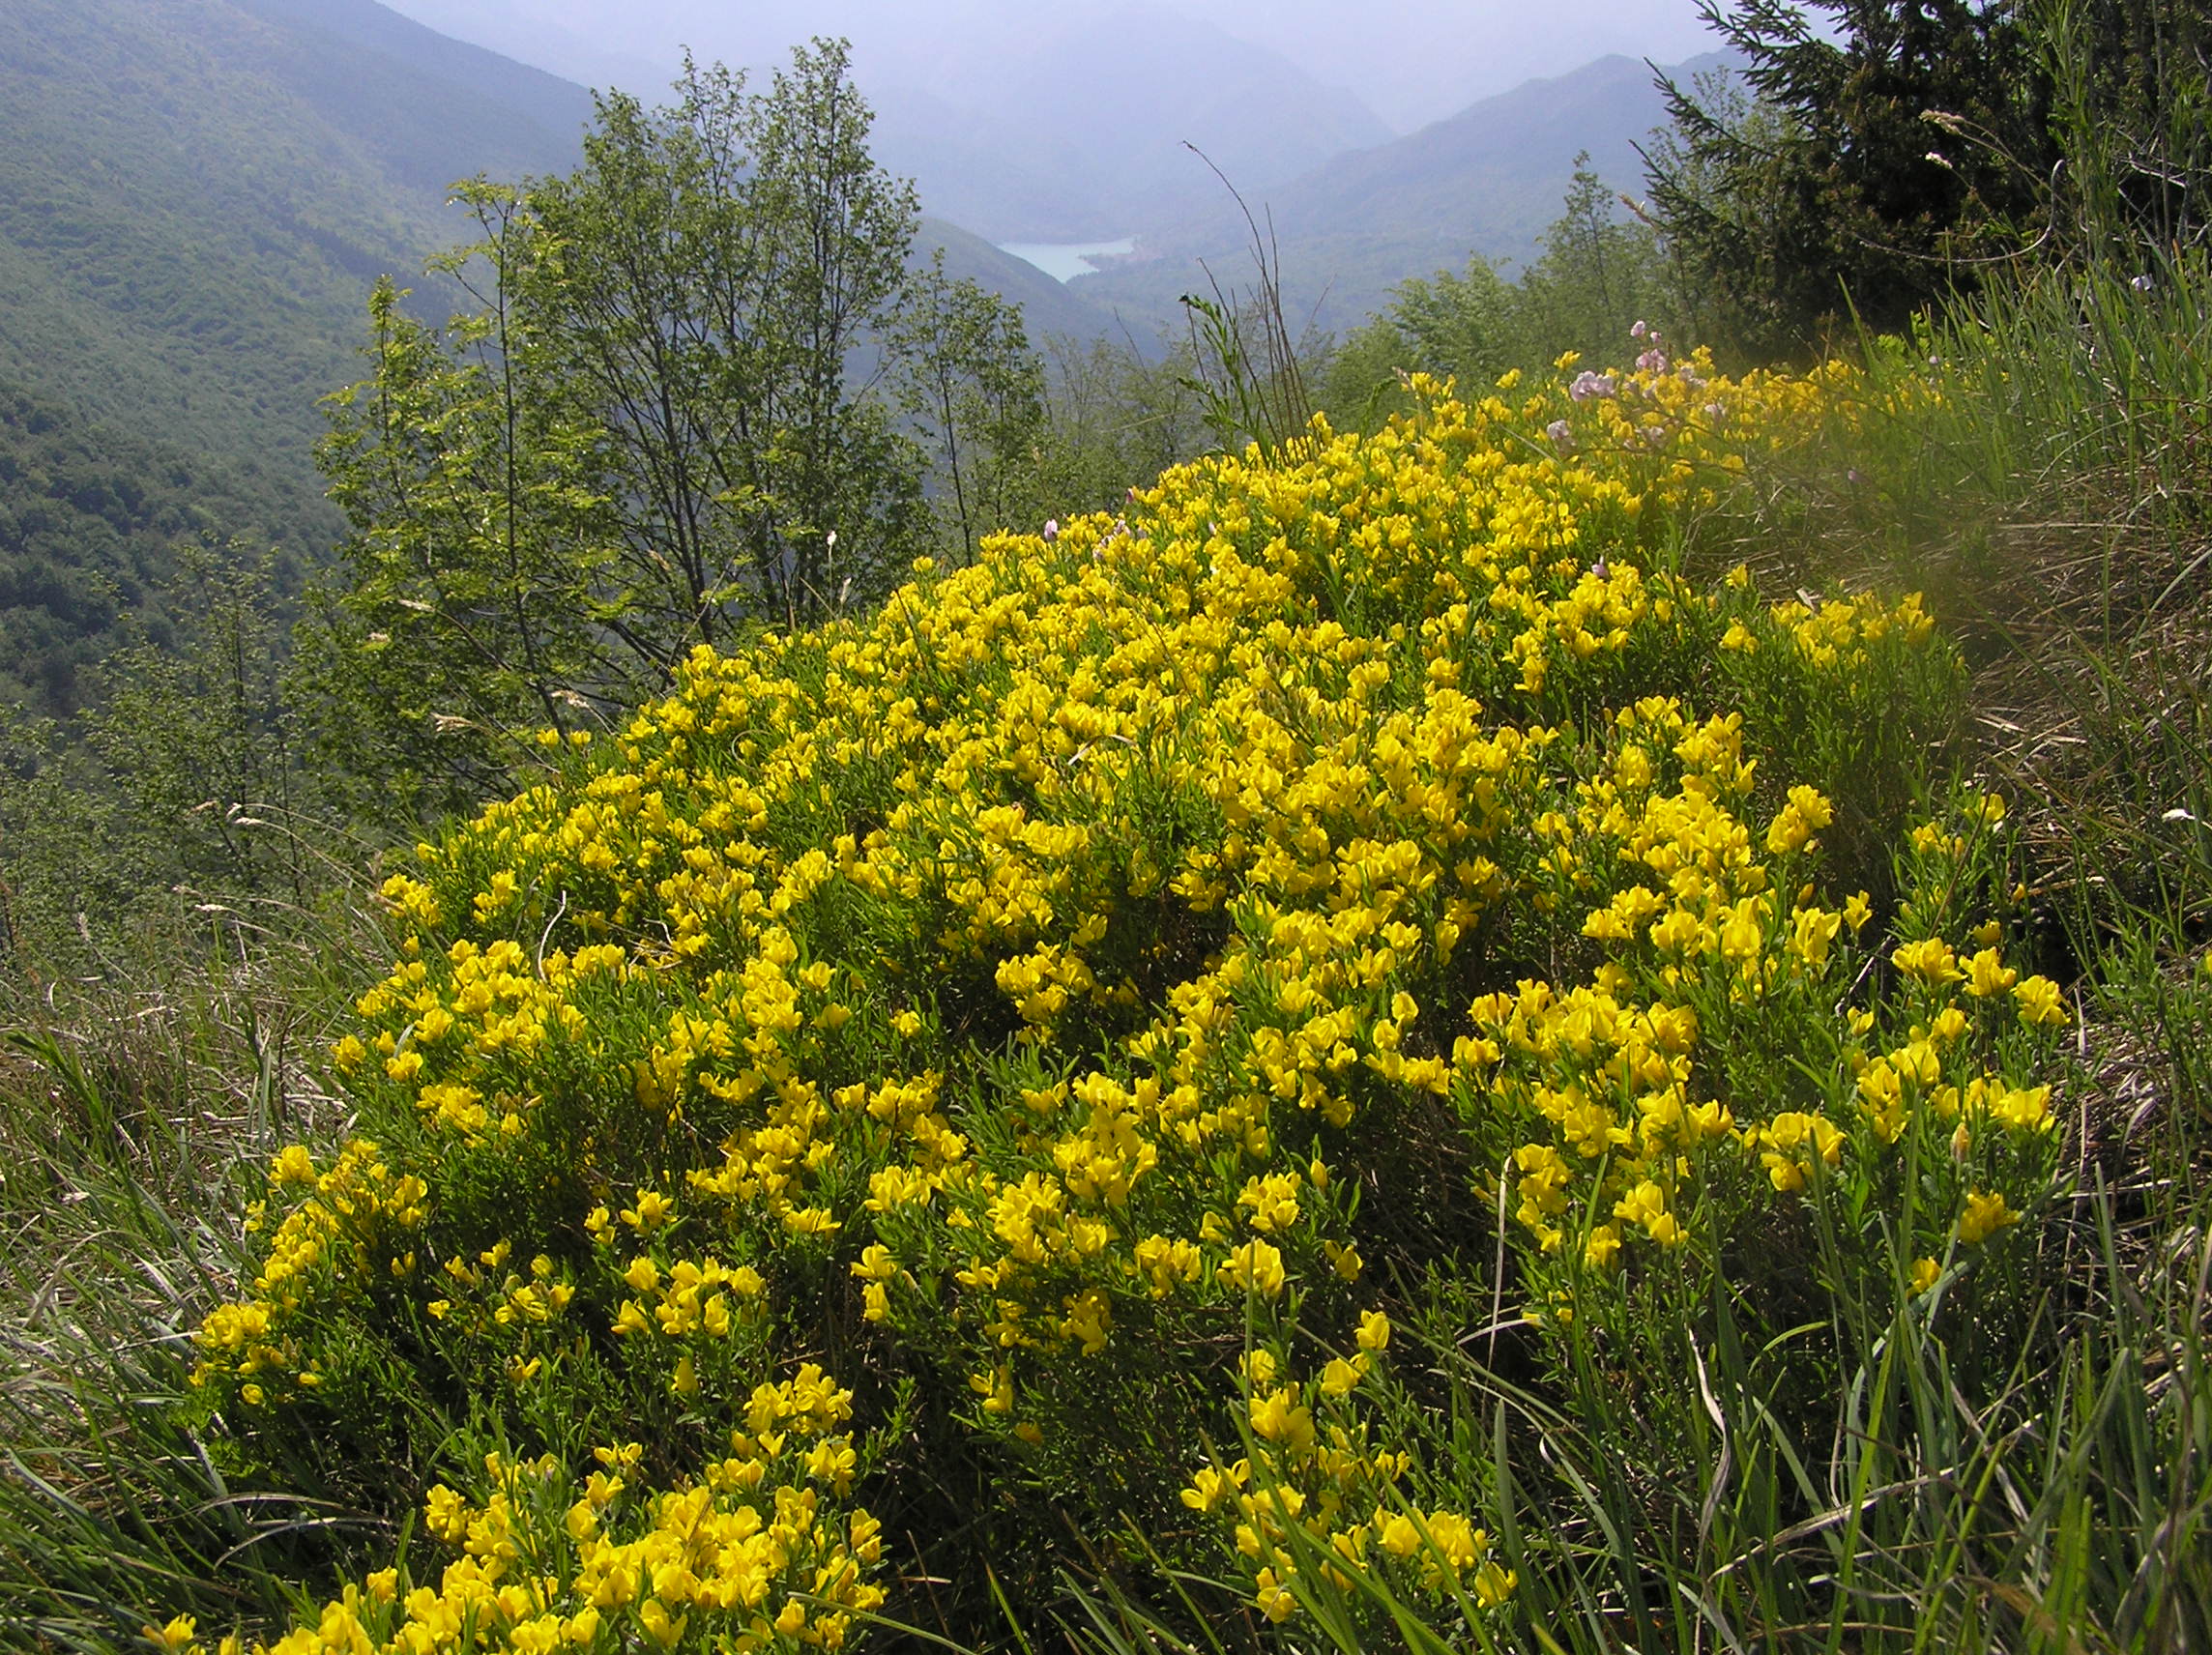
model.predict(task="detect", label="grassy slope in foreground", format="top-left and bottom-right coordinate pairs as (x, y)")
top-left (158, 352), bottom-right (2092, 1652)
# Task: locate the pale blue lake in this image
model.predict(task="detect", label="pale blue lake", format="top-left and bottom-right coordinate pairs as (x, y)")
top-left (996, 239), bottom-right (1136, 282)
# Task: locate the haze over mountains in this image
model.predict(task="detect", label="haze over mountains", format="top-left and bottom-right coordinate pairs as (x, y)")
top-left (1066, 50), bottom-right (1731, 336)
top-left (377, 0), bottom-right (1716, 250)
top-left (0, 0), bottom-right (1724, 710)
top-left (351, 0), bottom-right (1724, 336)
top-left (377, 0), bottom-right (1717, 135)
top-left (863, 9), bottom-right (1395, 243)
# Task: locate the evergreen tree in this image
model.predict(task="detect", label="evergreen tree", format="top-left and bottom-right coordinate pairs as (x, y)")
top-left (1645, 1), bottom-right (2052, 356)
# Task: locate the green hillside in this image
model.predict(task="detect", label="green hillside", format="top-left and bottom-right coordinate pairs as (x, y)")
top-left (0, 379), bottom-right (306, 715)
top-left (0, 0), bottom-right (597, 522)
top-left (0, 0), bottom-right (597, 722)
top-left (232, 0), bottom-right (597, 179)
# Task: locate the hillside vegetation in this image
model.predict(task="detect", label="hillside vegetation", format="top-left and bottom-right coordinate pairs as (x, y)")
top-left (2, 4), bottom-right (2209, 1654)
top-left (0, 0), bottom-right (1113, 734)
top-left (0, 0), bottom-right (588, 496)
top-left (10, 310), bottom-right (2212, 1648)
top-left (0, 381), bottom-right (308, 713)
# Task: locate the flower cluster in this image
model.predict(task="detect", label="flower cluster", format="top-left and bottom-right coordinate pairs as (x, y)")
top-left (192, 1140), bottom-right (426, 1408)
top-left (1179, 1317), bottom-right (1516, 1622)
top-left (187, 345), bottom-right (2058, 1646)
top-left (166, 1396), bottom-right (882, 1655)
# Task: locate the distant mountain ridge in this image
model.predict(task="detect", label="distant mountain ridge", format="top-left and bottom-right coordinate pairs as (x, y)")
top-left (867, 6), bottom-right (1392, 242)
top-left (230, 0), bottom-right (599, 182)
top-left (382, 0), bottom-right (1398, 246)
top-left (1067, 50), bottom-right (1733, 336)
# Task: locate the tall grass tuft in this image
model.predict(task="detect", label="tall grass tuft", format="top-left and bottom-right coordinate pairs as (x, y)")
top-left (0, 891), bottom-right (381, 1650)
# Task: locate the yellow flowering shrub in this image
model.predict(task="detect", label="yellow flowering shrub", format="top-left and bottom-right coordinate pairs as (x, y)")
top-left (183, 353), bottom-right (2065, 1649)
top-left (169, 1414), bottom-right (882, 1655)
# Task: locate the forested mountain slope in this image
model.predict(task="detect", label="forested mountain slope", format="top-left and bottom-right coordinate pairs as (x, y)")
top-left (0, 380), bottom-right (302, 715)
top-left (0, 0), bottom-right (597, 530)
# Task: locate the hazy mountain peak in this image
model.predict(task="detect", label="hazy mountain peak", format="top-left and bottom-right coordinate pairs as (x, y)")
top-left (1064, 48), bottom-right (1734, 335)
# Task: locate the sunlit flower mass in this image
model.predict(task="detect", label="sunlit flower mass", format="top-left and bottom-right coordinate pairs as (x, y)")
top-left (185, 347), bottom-right (2064, 1653)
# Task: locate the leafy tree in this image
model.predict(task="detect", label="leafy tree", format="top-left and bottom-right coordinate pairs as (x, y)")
top-left (1388, 255), bottom-right (1522, 387)
top-left (306, 232), bottom-right (613, 811)
top-left (892, 252), bottom-right (1049, 564)
top-left (515, 47), bottom-right (927, 633)
top-left (306, 41), bottom-right (1013, 809)
top-left (1517, 156), bottom-right (1674, 363)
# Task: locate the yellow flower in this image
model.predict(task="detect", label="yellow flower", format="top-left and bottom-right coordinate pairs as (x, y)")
top-left (143, 1616), bottom-right (195, 1652)
top-left (1613, 1179), bottom-right (1683, 1246)
top-left (1247, 1385), bottom-right (1315, 1450)
top-left (1181, 1465), bottom-right (1240, 1513)
top-left (1891, 938), bottom-right (1963, 986)
top-left (1958, 1190), bottom-right (2019, 1245)
top-left (268, 1146), bottom-right (316, 1186)
top-left (1473, 1559), bottom-right (1517, 1608)
top-left (1218, 1239), bottom-right (1287, 1298)
top-left (1964, 947), bottom-right (2018, 998)
top-left (640, 1600), bottom-right (689, 1647)
top-left (1320, 1356), bottom-right (1365, 1398)
top-left (2013, 975), bottom-right (2067, 1027)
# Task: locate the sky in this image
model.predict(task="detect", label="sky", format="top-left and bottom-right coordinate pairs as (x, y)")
top-left (377, 0), bottom-right (1724, 133)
